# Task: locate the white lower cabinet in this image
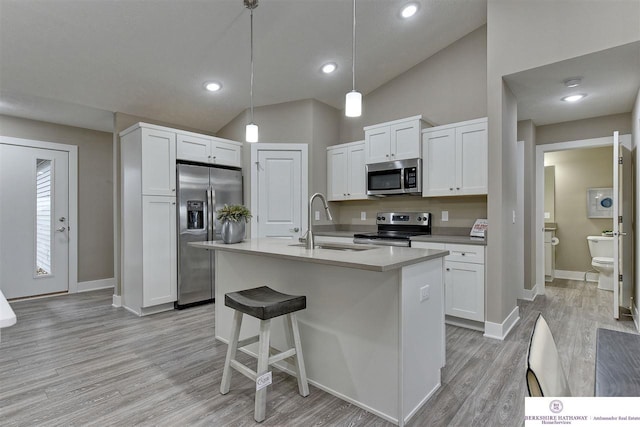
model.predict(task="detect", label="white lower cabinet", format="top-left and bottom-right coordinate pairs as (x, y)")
top-left (445, 260), bottom-right (484, 322)
top-left (141, 196), bottom-right (177, 307)
top-left (412, 241), bottom-right (485, 325)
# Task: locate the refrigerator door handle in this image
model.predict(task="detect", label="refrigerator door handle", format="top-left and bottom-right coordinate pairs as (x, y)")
top-left (207, 187), bottom-right (214, 240)
top-left (208, 187), bottom-right (217, 240)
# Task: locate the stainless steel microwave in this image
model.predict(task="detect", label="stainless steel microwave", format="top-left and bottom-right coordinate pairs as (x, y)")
top-left (366, 158), bottom-right (421, 196)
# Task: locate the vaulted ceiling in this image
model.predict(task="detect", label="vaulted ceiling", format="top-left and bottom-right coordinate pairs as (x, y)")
top-left (0, 0), bottom-right (487, 133)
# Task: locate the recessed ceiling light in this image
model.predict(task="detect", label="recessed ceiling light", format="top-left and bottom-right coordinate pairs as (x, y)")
top-left (204, 82), bottom-right (222, 92)
top-left (401, 2), bottom-right (419, 19)
top-left (563, 77), bottom-right (582, 88)
top-left (321, 62), bottom-right (337, 74)
top-left (561, 94), bottom-right (586, 103)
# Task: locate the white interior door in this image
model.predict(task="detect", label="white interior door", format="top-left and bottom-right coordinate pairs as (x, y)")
top-left (613, 132), bottom-right (633, 319)
top-left (0, 144), bottom-right (69, 299)
top-left (257, 150), bottom-right (302, 239)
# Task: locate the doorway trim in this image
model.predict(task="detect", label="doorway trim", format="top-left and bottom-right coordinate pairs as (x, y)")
top-left (534, 134), bottom-right (630, 297)
top-left (0, 136), bottom-right (78, 293)
top-left (249, 143), bottom-right (309, 239)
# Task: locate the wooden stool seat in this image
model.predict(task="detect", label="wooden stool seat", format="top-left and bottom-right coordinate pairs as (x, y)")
top-left (220, 286), bottom-right (309, 423)
top-left (225, 286), bottom-right (306, 320)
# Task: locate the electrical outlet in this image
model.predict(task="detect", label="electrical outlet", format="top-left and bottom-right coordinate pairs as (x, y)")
top-left (315, 211), bottom-right (320, 221)
top-left (361, 211), bottom-right (366, 221)
top-left (441, 211), bottom-right (449, 222)
top-left (420, 285), bottom-right (430, 302)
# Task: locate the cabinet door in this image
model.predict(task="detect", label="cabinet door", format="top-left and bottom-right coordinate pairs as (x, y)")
top-left (445, 261), bottom-right (484, 322)
top-left (142, 195), bottom-right (177, 307)
top-left (327, 147), bottom-right (348, 201)
top-left (347, 143), bottom-right (367, 199)
top-left (422, 128), bottom-right (456, 196)
top-left (141, 129), bottom-right (176, 196)
top-left (176, 133), bottom-right (212, 164)
top-left (391, 120), bottom-right (420, 160)
top-left (365, 127), bottom-right (391, 164)
top-left (456, 122), bottom-right (488, 195)
top-left (211, 139), bottom-right (242, 167)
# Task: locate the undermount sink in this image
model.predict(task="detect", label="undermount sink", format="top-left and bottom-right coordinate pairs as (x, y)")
top-left (289, 243), bottom-right (376, 252)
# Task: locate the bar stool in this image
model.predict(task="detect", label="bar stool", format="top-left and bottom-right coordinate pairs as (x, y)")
top-left (220, 286), bottom-right (309, 422)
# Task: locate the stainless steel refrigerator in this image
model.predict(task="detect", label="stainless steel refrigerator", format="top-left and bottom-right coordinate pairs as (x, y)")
top-left (176, 163), bottom-right (243, 308)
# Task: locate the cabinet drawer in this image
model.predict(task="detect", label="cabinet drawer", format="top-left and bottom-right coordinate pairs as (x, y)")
top-left (445, 244), bottom-right (484, 264)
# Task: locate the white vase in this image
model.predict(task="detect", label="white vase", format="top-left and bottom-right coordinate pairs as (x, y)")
top-left (220, 220), bottom-right (245, 244)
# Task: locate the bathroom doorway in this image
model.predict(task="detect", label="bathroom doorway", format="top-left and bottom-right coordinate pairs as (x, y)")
top-left (535, 134), bottom-right (632, 318)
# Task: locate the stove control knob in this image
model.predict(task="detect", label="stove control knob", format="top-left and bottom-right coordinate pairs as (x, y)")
top-left (377, 216), bottom-right (381, 221)
top-left (417, 216), bottom-right (422, 221)
top-left (382, 216), bottom-right (386, 221)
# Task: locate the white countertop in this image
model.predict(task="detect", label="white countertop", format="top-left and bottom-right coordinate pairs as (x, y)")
top-left (0, 290), bottom-right (17, 328)
top-left (190, 238), bottom-right (448, 272)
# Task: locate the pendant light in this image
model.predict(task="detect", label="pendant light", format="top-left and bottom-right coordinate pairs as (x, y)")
top-left (345, 0), bottom-right (362, 117)
top-left (245, 0), bottom-right (259, 142)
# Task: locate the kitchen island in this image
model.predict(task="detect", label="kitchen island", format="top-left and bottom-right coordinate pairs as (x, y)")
top-left (190, 238), bottom-right (448, 426)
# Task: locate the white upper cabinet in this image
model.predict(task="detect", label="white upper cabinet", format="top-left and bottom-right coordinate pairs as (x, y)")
top-left (140, 128), bottom-right (177, 196)
top-left (327, 141), bottom-right (367, 201)
top-left (177, 132), bottom-right (242, 168)
top-left (422, 117), bottom-right (487, 197)
top-left (364, 115), bottom-right (424, 164)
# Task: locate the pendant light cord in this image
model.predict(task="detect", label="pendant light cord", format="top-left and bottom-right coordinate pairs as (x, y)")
top-left (351, 0), bottom-right (356, 91)
top-left (250, 6), bottom-right (255, 123)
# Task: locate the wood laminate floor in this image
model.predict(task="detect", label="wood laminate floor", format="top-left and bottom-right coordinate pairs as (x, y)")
top-left (1, 279), bottom-right (636, 426)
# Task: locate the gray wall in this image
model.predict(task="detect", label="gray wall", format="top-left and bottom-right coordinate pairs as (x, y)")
top-left (487, 0), bottom-right (640, 327)
top-left (338, 25), bottom-right (487, 142)
top-left (217, 99), bottom-right (340, 227)
top-left (0, 114), bottom-right (114, 282)
top-left (330, 25), bottom-right (489, 228)
top-left (537, 113), bottom-right (632, 145)
top-left (517, 119), bottom-right (536, 291)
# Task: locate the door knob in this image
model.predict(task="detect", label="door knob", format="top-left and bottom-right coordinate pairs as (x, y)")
top-left (56, 227), bottom-right (66, 232)
top-left (59, 216), bottom-right (66, 222)
top-left (290, 227), bottom-right (300, 232)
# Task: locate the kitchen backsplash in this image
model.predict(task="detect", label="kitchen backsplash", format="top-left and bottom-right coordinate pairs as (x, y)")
top-left (329, 195), bottom-right (487, 228)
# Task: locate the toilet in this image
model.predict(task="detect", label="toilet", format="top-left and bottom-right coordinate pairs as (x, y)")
top-left (587, 236), bottom-right (614, 291)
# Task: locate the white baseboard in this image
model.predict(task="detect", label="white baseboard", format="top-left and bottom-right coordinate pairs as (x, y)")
top-left (483, 306), bottom-right (520, 340)
top-left (77, 277), bottom-right (115, 293)
top-left (554, 269), bottom-right (598, 283)
top-left (112, 294), bottom-right (122, 307)
top-left (520, 284), bottom-right (539, 301)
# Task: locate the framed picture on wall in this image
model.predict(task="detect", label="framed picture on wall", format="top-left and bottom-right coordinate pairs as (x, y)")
top-left (587, 187), bottom-right (613, 218)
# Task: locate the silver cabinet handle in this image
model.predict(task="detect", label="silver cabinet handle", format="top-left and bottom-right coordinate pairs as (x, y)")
top-left (56, 227), bottom-right (66, 232)
top-left (446, 268), bottom-right (451, 271)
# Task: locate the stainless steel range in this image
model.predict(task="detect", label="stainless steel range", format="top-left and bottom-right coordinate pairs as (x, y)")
top-left (353, 212), bottom-right (431, 247)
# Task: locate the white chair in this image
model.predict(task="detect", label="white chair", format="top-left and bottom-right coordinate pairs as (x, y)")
top-left (526, 313), bottom-right (572, 397)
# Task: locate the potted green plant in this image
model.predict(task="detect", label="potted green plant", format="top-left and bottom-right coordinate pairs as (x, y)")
top-left (217, 204), bottom-right (252, 244)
